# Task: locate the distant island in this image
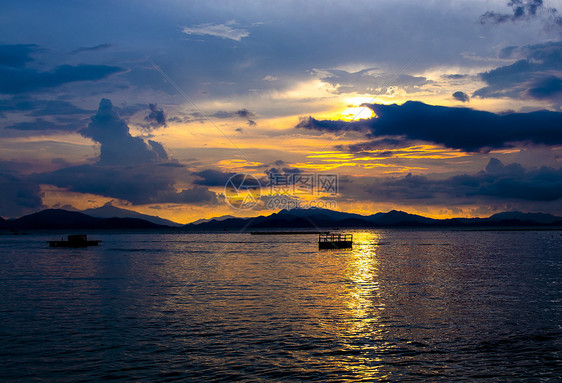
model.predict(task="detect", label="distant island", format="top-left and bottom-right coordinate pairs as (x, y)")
top-left (2, 207), bottom-right (562, 231)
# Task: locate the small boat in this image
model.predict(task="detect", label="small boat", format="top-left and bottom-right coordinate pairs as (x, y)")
top-left (319, 233), bottom-right (353, 250)
top-left (47, 234), bottom-right (101, 248)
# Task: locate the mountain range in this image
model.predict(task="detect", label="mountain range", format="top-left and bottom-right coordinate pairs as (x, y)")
top-left (2, 207), bottom-right (562, 231)
top-left (182, 208), bottom-right (562, 230)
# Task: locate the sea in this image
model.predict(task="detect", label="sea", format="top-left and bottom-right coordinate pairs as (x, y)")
top-left (0, 229), bottom-right (561, 382)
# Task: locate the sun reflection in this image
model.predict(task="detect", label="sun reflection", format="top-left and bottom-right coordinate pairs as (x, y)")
top-left (343, 232), bottom-right (384, 335)
top-left (334, 231), bottom-right (386, 378)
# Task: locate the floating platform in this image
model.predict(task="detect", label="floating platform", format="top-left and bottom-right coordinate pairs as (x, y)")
top-left (319, 233), bottom-right (353, 250)
top-left (47, 234), bottom-right (101, 248)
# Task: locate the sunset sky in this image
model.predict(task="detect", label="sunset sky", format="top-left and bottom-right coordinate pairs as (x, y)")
top-left (2, 0), bottom-right (562, 223)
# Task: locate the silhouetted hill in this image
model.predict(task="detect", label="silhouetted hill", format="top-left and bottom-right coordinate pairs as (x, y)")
top-left (81, 204), bottom-right (182, 227)
top-left (367, 210), bottom-right (437, 225)
top-left (0, 209), bottom-right (168, 230)
top-left (488, 212), bottom-right (561, 224)
top-left (3, 208), bottom-right (562, 232)
top-left (189, 215), bottom-right (236, 225)
top-left (182, 208), bottom-right (562, 231)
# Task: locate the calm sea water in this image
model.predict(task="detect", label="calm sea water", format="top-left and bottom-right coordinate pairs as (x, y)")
top-left (1, 229), bottom-right (561, 381)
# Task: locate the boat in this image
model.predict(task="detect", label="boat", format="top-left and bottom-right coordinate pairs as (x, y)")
top-left (319, 233), bottom-right (353, 249)
top-left (47, 234), bottom-right (101, 248)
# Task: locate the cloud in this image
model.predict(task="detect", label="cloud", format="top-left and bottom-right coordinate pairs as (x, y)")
top-left (193, 169), bottom-right (235, 187)
top-left (28, 100), bottom-right (92, 116)
top-left (0, 98), bottom-right (92, 135)
top-left (318, 68), bottom-right (430, 94)
top-left (33, 164), bottom-right (176, 205)
top-left (71, 44), bottom-right (113, 54)
top-left (34, 162), bottom-right (220, 205)
top-left (182, 22), bottom-right (249, 41)
top-left (0, 64), bottom-right (124, 94)
top-left (473, 40), bottom-right (562, 102)
top-left (296, 116), bottom-right (369, 132)
top-left (147, 140), bottom-right (168, 160)
top-left (153, 187), bottom-right (221, 204)
top-left (452, 91), bottom-right (470, 102)
top-left (209, 108), bottom-right (257, 126)
top-left (0, 44), bottom-right (38, 68)
top-left (31, 99), bottom-right (219, 205)
top-left (0, 97), bottom-right (92, 122)
top-left (480, 0), bottom-right (561, 25)
top-left (4, 118), bottom-right (85, 132)
top-left (527, 75), bottom-right (562, 99)
top-left (297, 101), bottom-right (562, 152)
top-left (336, 158), bottom-right (562, 210)
top-left (443, 74), bottom-right (469, 80)
top-left (0, 172), bottom-right (43, 217)
top-left (335, 138), bottom-right (411, 153)
top-left (211, 109), bottom-right (256, 119)
top-left (80, 98), bottom-right (167, 165)
top-left (142, 103), bottom-right (167, 129)
top-left (235, 109), bottom-right (254, 119)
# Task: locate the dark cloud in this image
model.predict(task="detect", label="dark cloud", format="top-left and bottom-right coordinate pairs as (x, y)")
top-left (112, 103), bottom-right (147, 118)
top-left (0, 172), bottom-right (43, 217)
top-left (527, 75), bottom-right (562, 99)
top-left (0, 98), bottom-right (91, 125)
top-left (4, 118), bottom-right (85, 132)
top-left (31, 99), bottom-right (219, 205)
top-left (28, 100), bottom-right (91, 116)
top-left (265, 167), bottom-right (303, 175)
top-left (318, 68), bottom-right (430, 94)
top-left (80, 98), bottom-right (167, 165)
top-left (153, 187), bottom-right (221, 204)
top-left (147, 140), bottom-right (168, 160)
top-left (71, 44), bottom-right (113, 54)
top-left (0, 64), bottom-right (124, 94)
top-left (235, 109), bottom-right (255, 119)
top-left (469, 33), bottom-right (562, 102)
top-left (0, 44), bottom-right (38, 68)
top-left (452, 91), bottom-right (470, 102)
top-left (480, 0), bottom-right (560, 25)
top-left (297, 101), bottom-right (562, 152)
top-left (498, 45), bottom-right (519, 59)
top-left (339, 158), bottom-right (562, 207)
top-left (474, 41), bottom-right (562, 102)
top-left (33, 162), bottom-right (219, 205)
top-left (443, 74), bottom-right (469, 80)
top-left (209, 108), bottom-right (257, 127)
top-left (336, 138), bottom-right (411, 153)
top-left (193, 169), bottom-right (235, 187)
top-left (211, 109), bottom-right (256, 120)
top-left (0, 96), bottom-right (92, 124)
top-left (143, 103), bottom-right (167, 129)
top-left (33, 164), bottom-right (175, 205)
top-left (295, 116), bottom-right (369, 132)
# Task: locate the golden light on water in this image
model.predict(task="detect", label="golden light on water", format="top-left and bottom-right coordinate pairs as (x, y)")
top-left (338, 231), bottom-right (386, 378)
top-left (344, 232), bottom-right (384, 334)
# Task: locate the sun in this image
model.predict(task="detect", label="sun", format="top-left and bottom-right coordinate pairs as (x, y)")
top-left (341, 106), bottom-right (374, 121)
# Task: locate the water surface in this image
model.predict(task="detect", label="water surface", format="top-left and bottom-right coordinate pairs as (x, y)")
top-left (1, 229), bottom-right (561, 381)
